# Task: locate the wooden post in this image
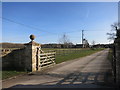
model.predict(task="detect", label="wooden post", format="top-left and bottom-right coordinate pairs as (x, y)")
top-left (37, 47), bottom-right (41, 71)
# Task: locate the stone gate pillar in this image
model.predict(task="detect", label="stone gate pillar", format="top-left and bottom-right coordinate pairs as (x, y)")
top-left (24, 35), bottom-right (41, 72)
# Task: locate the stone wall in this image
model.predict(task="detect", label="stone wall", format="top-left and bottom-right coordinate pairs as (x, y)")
top-left (2, 48), bottom-right (25, 70)
top-left (0, 48), bottom-right (19, 57)
top-left (2, 40), bottom-right (41, 72)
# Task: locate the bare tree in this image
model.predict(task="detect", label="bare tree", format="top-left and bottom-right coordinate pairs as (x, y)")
top-left (91, 40), bottom-right (95, 46)
top-left (59, 33), bottom-right (72, 48)
top-left (107, 22), bottom-right (120, 41)
top-left (59, 34), bottom-right (69, 44)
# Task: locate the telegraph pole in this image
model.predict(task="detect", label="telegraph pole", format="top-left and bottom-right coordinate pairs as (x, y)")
top-left (82, 30), bottom-right (84, 44)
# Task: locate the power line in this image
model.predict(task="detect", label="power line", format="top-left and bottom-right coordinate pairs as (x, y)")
top-left (1, 17), bottom-right (58, 35)
top-left (1, 17), bottom-right (108, 36)
top-left (63, 29), bottom-right (109, 35)
top-left (85, 30), bottom-right (109, 32)
top-left (65, 30), bottom-right (81, 33)
top-left (1, 17), bottom-right (110, 44)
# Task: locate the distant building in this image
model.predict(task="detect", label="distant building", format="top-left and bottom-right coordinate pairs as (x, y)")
top-left (83, 39), bottom-right (89, 48)
top-left (92, 44), bottom-right (112, 48)
top-left (41, 44), bottom-right (61, 48)
top-left (75, 44), bottom-right (83, 48)
top-left (41, 43), bottom-right (74, 48)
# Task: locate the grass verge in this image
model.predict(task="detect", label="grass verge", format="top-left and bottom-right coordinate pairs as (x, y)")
top-left (2, 70), bottom-right (26, 80)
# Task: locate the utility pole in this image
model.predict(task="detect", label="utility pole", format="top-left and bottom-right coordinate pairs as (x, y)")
top-left (82, 30), bottom-right (84, 44)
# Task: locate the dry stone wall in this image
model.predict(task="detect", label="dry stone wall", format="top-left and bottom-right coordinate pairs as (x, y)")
top-left (2, 41), bottom-right (41, 71)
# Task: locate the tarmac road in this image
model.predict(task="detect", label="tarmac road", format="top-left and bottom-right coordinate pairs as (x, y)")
top-left (2, 49), bottom-right (114, 88)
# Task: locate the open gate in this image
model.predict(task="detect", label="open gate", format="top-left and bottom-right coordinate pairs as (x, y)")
top-left (36, 48), bottom-right (56, 70)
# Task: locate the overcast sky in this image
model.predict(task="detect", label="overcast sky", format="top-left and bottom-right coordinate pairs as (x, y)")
top-left (2, 2), bottom-right (118, 44)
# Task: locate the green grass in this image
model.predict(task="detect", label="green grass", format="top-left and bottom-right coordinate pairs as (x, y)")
top-left (0, 71), bottom-right (2, 80)
top-left (2, 70), bottom-right (26, 80)
top-left (55, 48), bottom-right (104, 64)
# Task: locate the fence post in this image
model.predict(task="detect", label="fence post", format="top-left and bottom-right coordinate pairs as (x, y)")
top-left (24, 35), bottom-right (41, 72)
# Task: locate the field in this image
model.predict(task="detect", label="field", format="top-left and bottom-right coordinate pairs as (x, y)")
top-left (1, 48), bottom-right (105, 79)
top-left (42, 48), bottom-right (104, 63)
